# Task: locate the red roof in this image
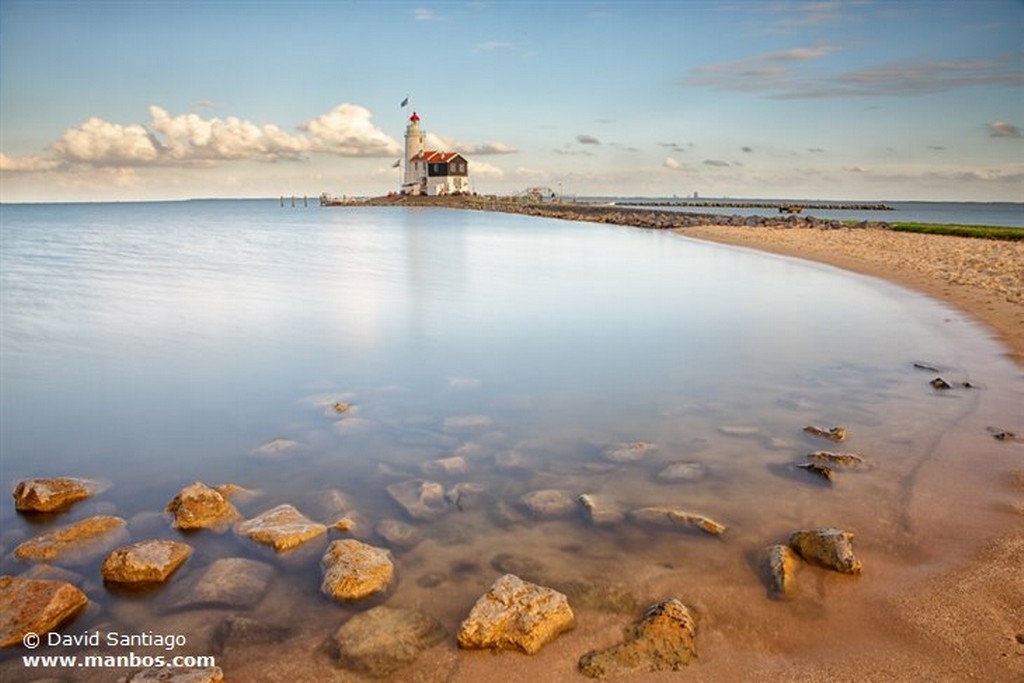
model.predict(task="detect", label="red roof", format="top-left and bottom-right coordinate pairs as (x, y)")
top-left (410, 112), bottom-right (420, 122)
top-left (410, 151), bottom-right (464, 162)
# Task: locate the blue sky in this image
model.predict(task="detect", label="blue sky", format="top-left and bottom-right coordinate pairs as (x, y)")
top-left (1, 0), bottom-right (1021, 201)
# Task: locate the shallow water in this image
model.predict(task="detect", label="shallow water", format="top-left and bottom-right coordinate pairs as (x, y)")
top-left (2, 200), bottom-right (1021, 680)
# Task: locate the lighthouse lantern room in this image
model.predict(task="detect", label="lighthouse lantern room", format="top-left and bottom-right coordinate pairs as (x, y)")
top-left (401, 112), bottom-right (470, 196)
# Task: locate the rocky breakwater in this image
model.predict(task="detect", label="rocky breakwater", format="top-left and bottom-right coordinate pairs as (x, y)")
top-left (345, 195), bottom-right (890, 231)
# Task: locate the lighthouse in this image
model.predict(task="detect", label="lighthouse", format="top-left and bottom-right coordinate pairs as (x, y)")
top-left (403, 112), bottom-right (425, 190)
top-left (400, 112), bottom-right (470, 196)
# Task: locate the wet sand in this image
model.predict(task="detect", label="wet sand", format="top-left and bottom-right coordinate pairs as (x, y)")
top-left (680, 225), bottom-right (1024, 366)
top-left (678, 224), bottom-right (1024, 681)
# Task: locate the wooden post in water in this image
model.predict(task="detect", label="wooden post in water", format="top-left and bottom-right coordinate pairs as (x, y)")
top-left (291, 196), bottom-right (295, 207)
top-left (280, 196), bottom-right (284, 207)
top-left (304, 195), bottom-right (308, 207)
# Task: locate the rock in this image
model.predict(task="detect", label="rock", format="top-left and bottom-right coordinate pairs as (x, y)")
top-left (333, 402), bottom-right (352, 414)
top-left (930, 377), bottom-right (952, 390)
top-left (763, 545), bottom-right (800, 599)
top-left (789, 528), bottom-right (863, 574)
top-left (494, 450), bottom-right (533, 471)
top-left (807, 451), bottom-right (869, 468)
top-left (989, 427), bottom-right (1020, 442)
top-left (249, 438), bottom-right (301, 460)
top-left (603, 441), bottom-right (656, 463)
top-left (386, 479), bottom-right (448, 521)
top-left (578, 598), bottom-right (698, 677)
top-left (421, 455), bottom-right (469, 477)
top-left (375, 519), bottom-right (423, 549)
top-left (165, 482), bottom-right (239, 531)
top-left (655, 463), bottom-right (706, 483)
top-left (457, 574), bottom-right (574, 654)
top-left (14, 515), bottom-right (129, 563)
top-left (334, 417), bottom-right (378, 433)
top-left (166, 557), bottom-right (275, 611)
top-left (442, 414), bottom-right (493, 432)
top-left (519, 489), bottom-right (577, 518)
top-left (332, 606), bottom-right (446, 677)
top-left (803, 425), bottom-right (847, 441)
top-left (555, 579), bottom-right (637, 614)
top-left (127, 667), bottom-right (224, 682)
top-left (12, 478), bottom-right (99, 513)
top-left (102, 540), bottom-right (192, 584)
top-left (795, 462), bottom-right (834, 482)
top-left (445, 483), bottom-right (488, 511)
top-left (236, 504), bottom-right (327, 552)
top-left (212, 615), bottom-right (289, 653)
top-left (0, 576), bottom-right (89, 647)
top-left (320, 540), bottom-right (395, 602)
top-left (629, 507), bottom-right (726, 536)
top-left (577, 494), bottom-right (624, 525)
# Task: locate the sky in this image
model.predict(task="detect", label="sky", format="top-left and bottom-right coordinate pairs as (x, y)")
top-left (1, 0), bottom-right (1022, 202)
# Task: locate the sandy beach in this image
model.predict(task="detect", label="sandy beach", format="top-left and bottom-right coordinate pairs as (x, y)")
top-left (680, 225), bottom-right (1024, 367)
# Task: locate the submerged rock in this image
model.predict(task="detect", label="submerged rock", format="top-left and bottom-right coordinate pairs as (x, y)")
top-left (102, 540), bottom-right (192, 584)
top-left (127, 666), bottom-right (224, 683)
top-left (332, 606), bottom-right (446, 677)
top-left (249, 438), bottom-right (301, 460)
top-left (386, 479), bottom-right (448, 521)
top-left (520, 489), bottom-right (577, 518)
top-left (0, 576), bottom-right (89, 647)
top-left (603, 441), bottom-right (656, 463)
top-left (374, 519), bottom-right (423, 549)
top-left (446, 482), bottom-right (488, 511)
top-left (320, 540), bottom-right (394, 602)
top-left (236, 504), bottom-right (326, 552)
top-left (930, 377), bottom-right (952, 390)
top-left (421, 455), bottom-right (469, 477)
top-left (212, 615), bottom-right (289, 654)
top-left (795, 462), bottom-right (834, 482)
top-left (578, 598), bottom-right (698, 678)
top-left (166, 557), bottom-right (275, 611)
top-left (457, 574), bottom-right (574, 654)
top-left (762, 544), bottom-right (800, 600)
top-left (442, 414), bottom-right (493, 432)
top-left (807, 451), bottom-right (869, 469)
top-left (629, 507), bottom-right (726, 536)
top-left (14, 515), bottom-right (128, 564)
top-left (789, 528), bottom-right (863, 574)
top-left (803, 425), bottom-right (847, 441)
top-left (12, 478), bottom-right (100, 513)
top-left (165, 482), bottom-right (239, 531)
top-left (655, 462), bottom-right (706, 483)
top-left (577, 494), bottom-right (624, 525)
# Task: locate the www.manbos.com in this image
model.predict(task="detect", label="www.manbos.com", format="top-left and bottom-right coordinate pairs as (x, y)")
top-left (23, 652), bottom-right (217, 669)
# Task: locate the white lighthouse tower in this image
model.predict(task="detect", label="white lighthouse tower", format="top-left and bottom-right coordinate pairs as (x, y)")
top-left (402, 112), bottom-right (425, 193)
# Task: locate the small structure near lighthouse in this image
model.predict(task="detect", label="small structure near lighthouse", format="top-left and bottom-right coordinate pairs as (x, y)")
top-left (402, 112), bottom-right (470, 196)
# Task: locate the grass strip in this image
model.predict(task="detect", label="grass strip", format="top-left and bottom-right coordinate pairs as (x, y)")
top-left (888, 222), bottom-right (1023, 241)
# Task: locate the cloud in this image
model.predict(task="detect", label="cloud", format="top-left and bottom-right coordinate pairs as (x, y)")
top-left (703, 159), bottom-right (730, 167)
top-left (469, 160), bottom-right (504, 179)
top-left (474, 41), bottom-right (514, 52)
top-left (988, 120), bottom-right (1022, 138)
top-left (741, 146), bottom-right (753, 153)
top-left (808, 147), bottom-right (826, 153)
top-left (928, 145), bottom-right (947, 151)
top-left (845, 165), bottom-right (870, 173)
top-left (152, 105), bottom-right (313, 160)
top-left (663, 157), bottom-right (682, 170)
top-left (513, 167), bottom-right (547, 179)
top-left (0, 153), bottom-right (61, 172)
top-left (424, 132), bottom-right (517, 155)
top-left (52, 116), bottom-right (161, 165)
top-left (576, 134), bottom-right (601, 145)
top-left (553, 145), bottom-right (592, 156)
top-left (411, 7), bottom-right (436, 21)
top-left (679, 49), bottom-right (1024, 99)
top-left (303, 104), bottom-right (401, 156)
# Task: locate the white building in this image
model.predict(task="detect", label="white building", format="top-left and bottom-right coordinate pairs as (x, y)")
top-left (401, 112), bottom-right (470, 196)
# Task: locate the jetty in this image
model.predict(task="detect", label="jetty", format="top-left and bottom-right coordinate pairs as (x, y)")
top-left (322, 195), bottom-right (892, 231)
top-left (613, 200), bottom-right (894, 211)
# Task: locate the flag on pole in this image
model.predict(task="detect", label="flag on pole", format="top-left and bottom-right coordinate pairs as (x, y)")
top-left (400, 97), bottom-right (409, 107)
top-left (391, 159), bottom-right (401, 168)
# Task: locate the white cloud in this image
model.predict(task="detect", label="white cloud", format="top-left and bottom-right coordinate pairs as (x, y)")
top-left (988, 120), bottom-right (1022, 138)
top-left (663, 157), bottom-right (682, 170)
top-left (424, 132), bottom-right (517, 155)
top-left (513, 167), bottom-right (547, 179)
top-left (302, 104), bottom-right (402, 156)
top-left (469, 160), bottom-right (504, 178)
top-left (51, 116), bottom-right (160, 165)
top-left (0, 153), bottom-right (61, 172)
top-left (411, 7), bottom-right (436, 21)
top-left (474, 41), bottom-right (514, 52)
top-left (576, 134), bottom-right (601, 145)
top-left (150, 105), bottom-right (311, 160)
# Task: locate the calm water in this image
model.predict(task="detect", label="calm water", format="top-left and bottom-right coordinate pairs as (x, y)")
top-left (2, 200), bottom-right (1021, 681)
